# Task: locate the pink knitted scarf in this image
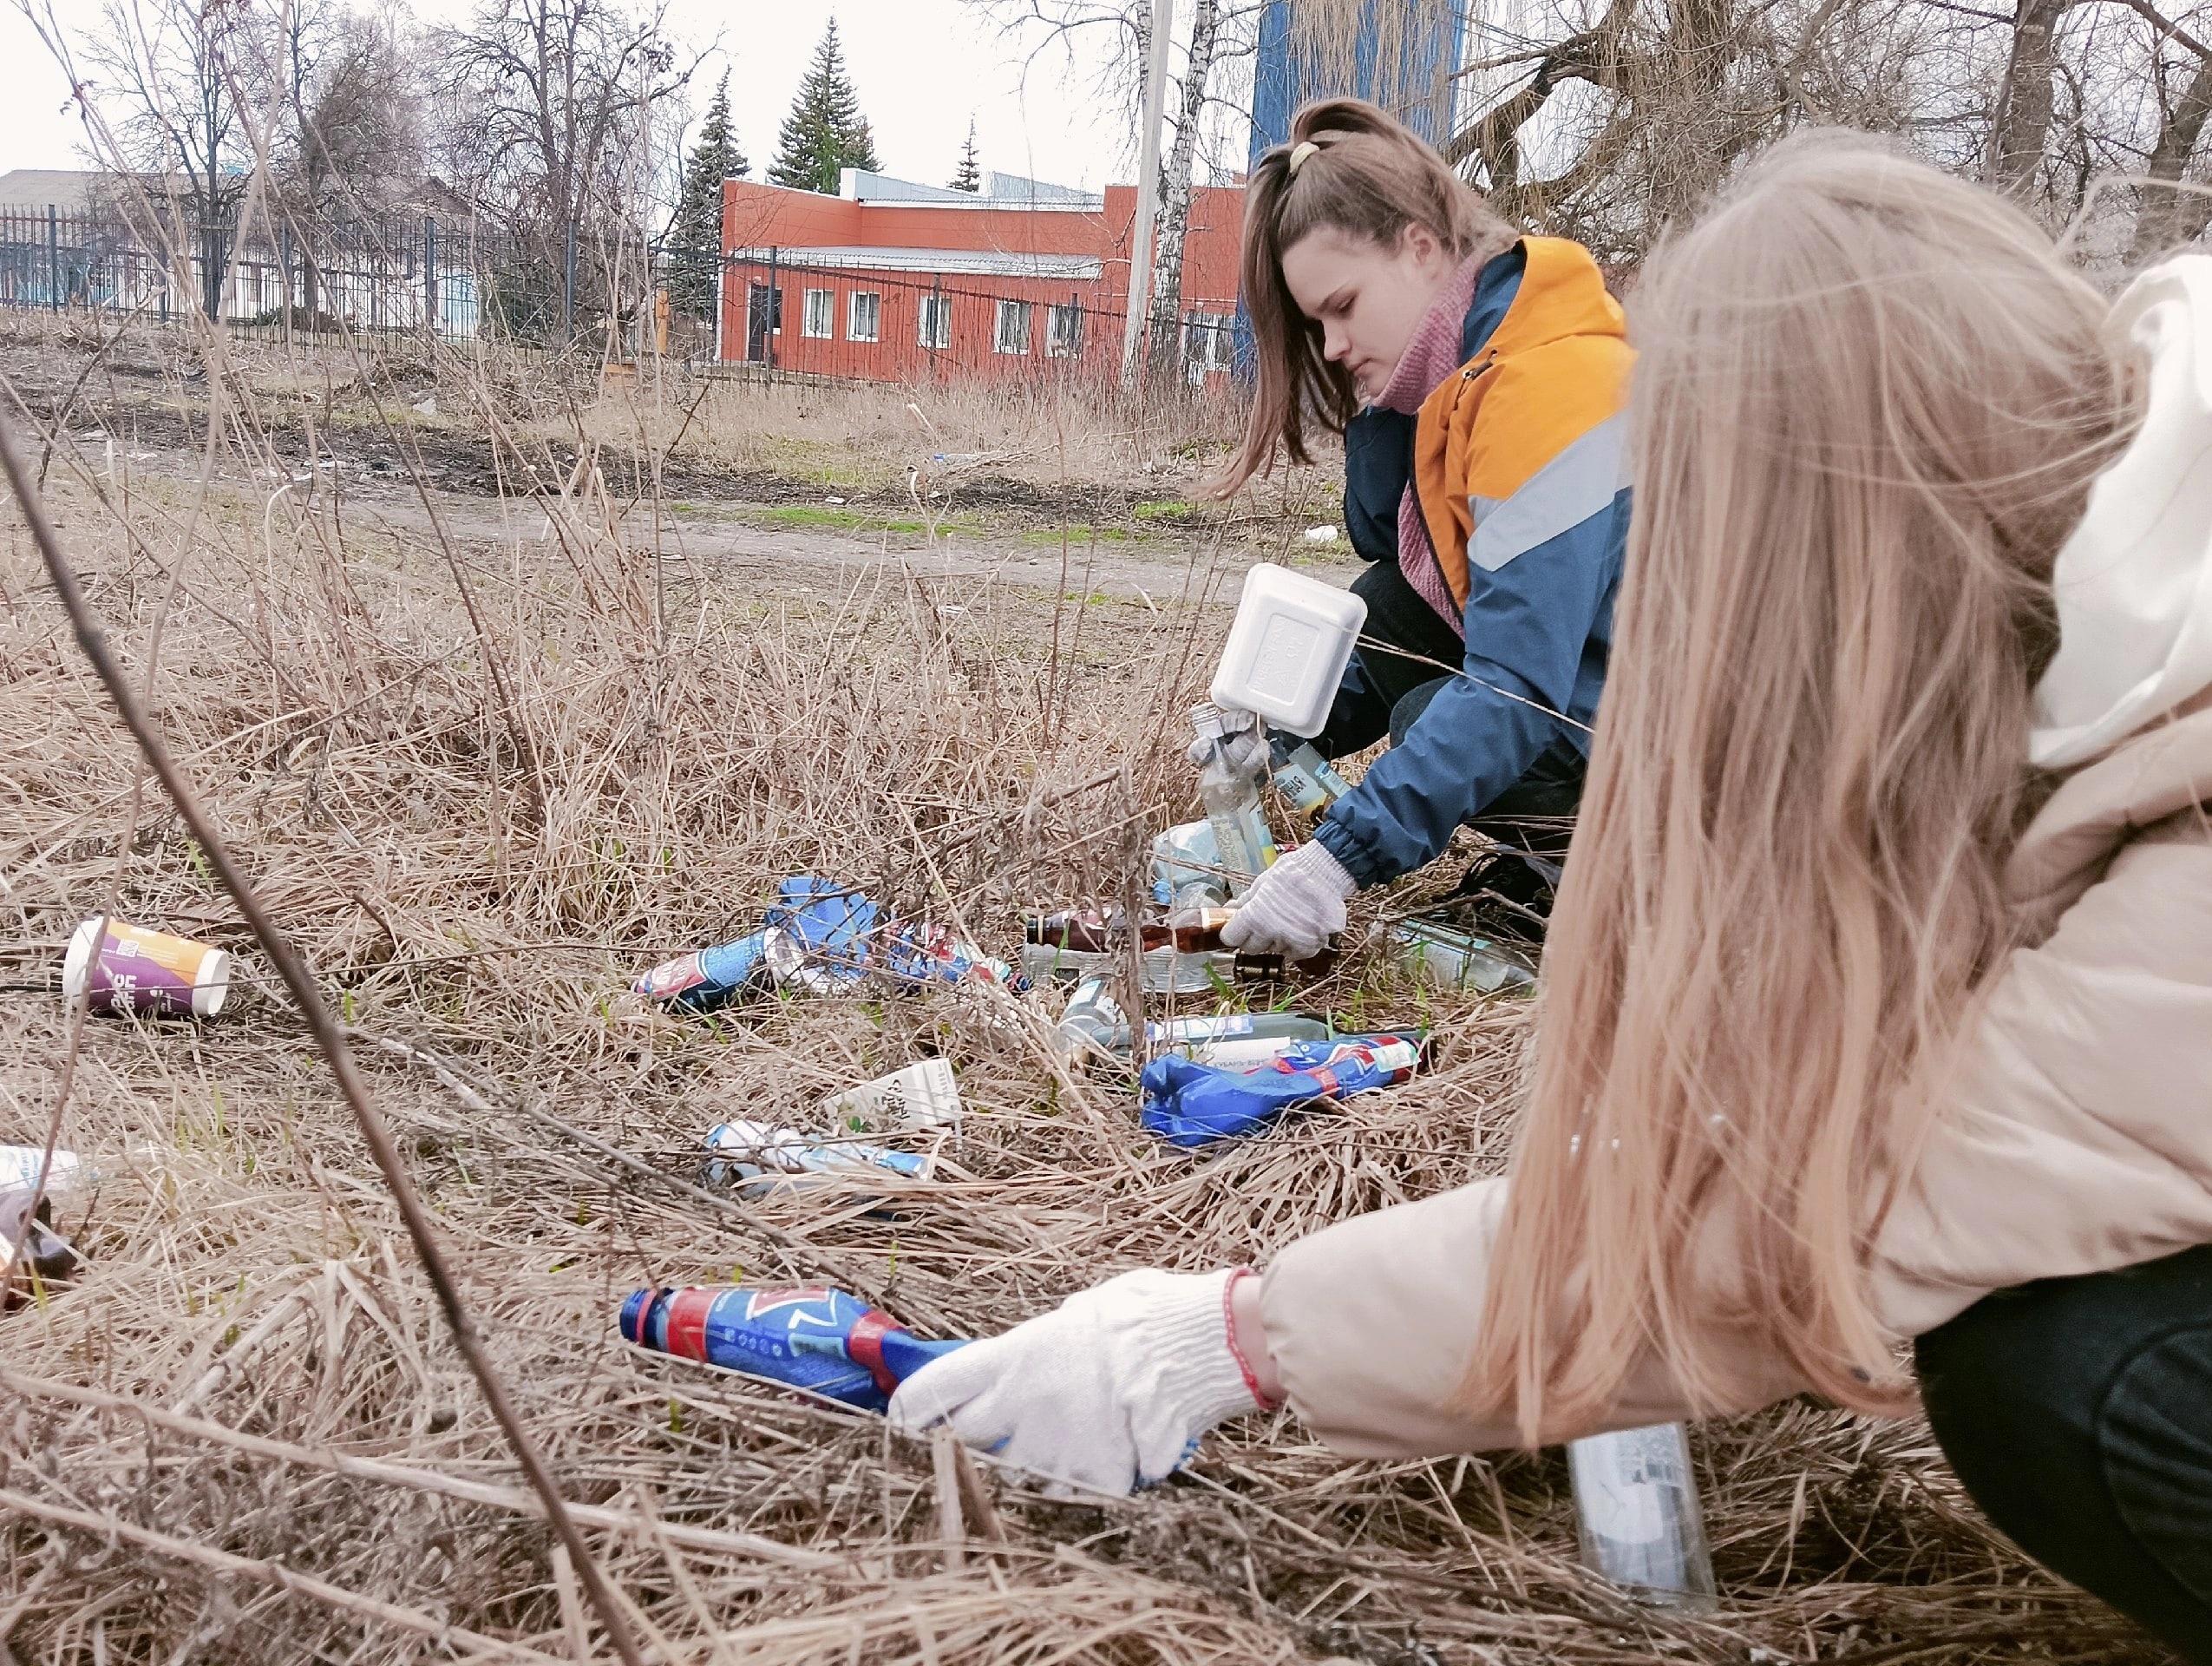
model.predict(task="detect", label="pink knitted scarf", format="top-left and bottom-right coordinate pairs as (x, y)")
top-left (1373, 254), bottom-right (1489, 640)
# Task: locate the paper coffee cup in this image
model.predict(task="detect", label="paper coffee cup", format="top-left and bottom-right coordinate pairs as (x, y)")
top-left (821, 1058), bottom-right (963, 1134)
top-left (61, 918), bottom-right (231, 1019)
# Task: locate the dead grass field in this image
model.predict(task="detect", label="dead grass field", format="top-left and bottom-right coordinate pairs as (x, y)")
top-left (0, 312), bottom-right (2171, 1664)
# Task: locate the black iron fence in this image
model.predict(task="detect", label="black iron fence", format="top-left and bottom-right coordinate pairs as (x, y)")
top-left (0, 205), bottom-right (612, 346)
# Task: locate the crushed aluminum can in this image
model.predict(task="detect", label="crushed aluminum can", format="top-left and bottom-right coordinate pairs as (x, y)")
top-left (703, 1118), bottom-right (933, 1199)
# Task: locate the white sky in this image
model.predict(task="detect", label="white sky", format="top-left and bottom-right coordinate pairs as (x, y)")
top-left (0, 0), bottom-right (1160, 194)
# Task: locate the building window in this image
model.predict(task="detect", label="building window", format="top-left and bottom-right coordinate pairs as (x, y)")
top-left (1045, 302), bottom-right (1084, 359)
top-left (847, 290), bottom-right (880, 342)
top-left (802, 287), bottom-right (834, 339)
top-left (993, 298), bottom-right (1032, 356)
top-left (1185, 312), bottom-right (1236, 373)
top-left (918, 293), bottom-right (952, 350)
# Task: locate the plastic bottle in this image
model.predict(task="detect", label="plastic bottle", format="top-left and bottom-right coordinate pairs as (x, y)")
top-left (1271, 741), bottom-right (1354, 823)
top-left (1152, 819), bottom-right (1228, 908)
top-left (1190, 704), bottom-right (1279, 895)
top-left (1388, 919), bottom-right (1538, 995)
top-left (1140, 1033), bottom-right (1424, 1145)
top-left (636, 930), bottom-right (773, 1010)
top-left (1567, 1423), bottom-right (1718, 1611)
top-left (1053, 973), bottom-right (1126, 1059)
top-left (619, 1285), bottom-right (965, 1412)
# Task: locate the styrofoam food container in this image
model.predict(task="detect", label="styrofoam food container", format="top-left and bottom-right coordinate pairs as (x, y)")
top-left (1210, 562), bottom-right (1368, 738)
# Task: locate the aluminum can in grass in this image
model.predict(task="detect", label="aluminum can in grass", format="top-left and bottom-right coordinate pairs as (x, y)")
top-left (618, 1284), bottom-right (966, 1411)
top-left (703, 1118), bottom-right (933, 1198)
top-left (61, 918), bottom-right (230, 1019)
top-left (1568, 1422), bottom-right (1718, 1612)
top-left (633, 929), bottom-right (770, 1012)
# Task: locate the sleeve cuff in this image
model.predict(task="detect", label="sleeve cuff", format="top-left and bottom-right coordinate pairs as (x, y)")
top-left (1312, 814), bottom-right (1391, 889)
top-left (1143, 1270), bottom-right (1265, 1427)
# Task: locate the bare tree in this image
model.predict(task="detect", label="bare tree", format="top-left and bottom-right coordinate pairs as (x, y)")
top-left (967, 0), bottom-right (1262, 377)
top-left (2132, 29), bottom-right (2212, 253)
top-left (1442, 0), bottom-right (2212, 261)
top-left (1989, 0), bottom-right (2078, 192)
top-left (431, 0), bottom-right (694, 343)
top-left (80, 0), bottom-right (278, 317)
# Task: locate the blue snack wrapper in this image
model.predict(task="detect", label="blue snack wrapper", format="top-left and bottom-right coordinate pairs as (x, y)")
top-left (1139, 1033), bottom-right (1423, 1147)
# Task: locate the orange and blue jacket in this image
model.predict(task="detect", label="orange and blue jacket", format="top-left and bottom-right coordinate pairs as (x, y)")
top-left (1312, 238), bottom-right (1633, 887)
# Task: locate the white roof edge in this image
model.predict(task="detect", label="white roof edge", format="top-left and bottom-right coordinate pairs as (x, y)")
top-left (730, 246), bottom-right (1104, 279)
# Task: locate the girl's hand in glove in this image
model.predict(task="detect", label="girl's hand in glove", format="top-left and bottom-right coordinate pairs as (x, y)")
top-left (1218, 840), bottom-right (1355, 961)
top-left (888, 1269), bottom-right (1272, 1496)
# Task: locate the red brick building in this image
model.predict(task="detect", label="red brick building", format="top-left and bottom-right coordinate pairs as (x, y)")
top-left (717, 168), bottom-right (1247, 384)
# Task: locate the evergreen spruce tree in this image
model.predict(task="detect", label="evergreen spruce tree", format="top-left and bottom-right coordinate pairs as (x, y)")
top-left (768, 20), bottom-right (881, 194)
top-left (668, 73), bottom-right (748, 318)
top-left (949, 118), bottom-right (981, 193)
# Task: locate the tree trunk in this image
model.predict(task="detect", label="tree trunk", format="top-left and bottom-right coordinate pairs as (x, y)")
top-left (1988, 0), bottom-right (2074, 196)
top-left (2131, 49), bottom-right (2212, 260)
top-left (1147, 0), bottom-right (1221, 375)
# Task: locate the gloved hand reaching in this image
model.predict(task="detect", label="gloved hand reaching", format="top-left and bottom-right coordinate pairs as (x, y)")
top-left (887, 1269), bottom-right (1271, 1496)
top-left (1218, 839), bottom-right (1355, 961)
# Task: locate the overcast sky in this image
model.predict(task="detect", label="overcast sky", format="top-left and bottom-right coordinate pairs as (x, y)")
top-left (0, 0), bottom-right (1166, 194)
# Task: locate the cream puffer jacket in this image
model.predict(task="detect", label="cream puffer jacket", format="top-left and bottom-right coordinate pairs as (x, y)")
top-left (1259, 255), bottom-right (2212, 1458)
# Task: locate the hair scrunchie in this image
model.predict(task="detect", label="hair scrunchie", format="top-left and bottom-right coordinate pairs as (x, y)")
top-left (1287, 140), bottom-right (1319, 176)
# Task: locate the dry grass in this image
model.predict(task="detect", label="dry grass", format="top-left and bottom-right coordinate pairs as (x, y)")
top-left (0, 308), bottom-right (2169, 1663)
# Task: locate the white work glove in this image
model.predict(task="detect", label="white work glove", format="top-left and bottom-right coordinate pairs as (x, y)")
top-left (888, 1269), bottom-right (1267, 1497)
top-left (1218, 839), bottom-right (1355, 960)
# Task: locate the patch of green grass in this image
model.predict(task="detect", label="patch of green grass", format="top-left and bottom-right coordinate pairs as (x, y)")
top-left (754, 505), bottom-right (926, 534)
top-left (1133, 499), bottom-right (1196, 521)
top-left (1021, 522), bottom-right (1138, 546)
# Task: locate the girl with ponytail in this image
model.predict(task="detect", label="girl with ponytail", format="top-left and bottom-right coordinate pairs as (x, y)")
top-left (1204, 100), bottom-right (1632, 960)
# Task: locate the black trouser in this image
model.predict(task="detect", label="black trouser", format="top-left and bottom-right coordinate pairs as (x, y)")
top-left (1916, 1244), bottom-right (2212, 1662)
top-left (1313, 560), bottom-right (1585, 860)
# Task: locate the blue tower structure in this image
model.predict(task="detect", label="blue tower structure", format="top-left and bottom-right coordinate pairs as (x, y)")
top-left (1249, 0), bottom-right (1469, 162)
top-left (1235, 1), bottom-right (1469, 377)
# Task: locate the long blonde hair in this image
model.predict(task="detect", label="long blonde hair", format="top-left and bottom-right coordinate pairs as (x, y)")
top-left (1466, 134), bottom-right (2141, 1438)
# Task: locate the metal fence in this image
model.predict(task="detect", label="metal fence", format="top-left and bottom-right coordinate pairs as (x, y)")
top-left (0, 205), bottom-right (599, 345)
top-left (0, 206), bottom-right (1247, 390)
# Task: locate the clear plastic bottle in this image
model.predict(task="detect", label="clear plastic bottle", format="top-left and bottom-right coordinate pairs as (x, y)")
top-left (1567, 1422), bottom-right (1718, 1611)
top-left (1052, 973), bottom-right (1126, 1060)
top-left (1190, 704), bottom-right (1279, 895)
top-left (1388, 919), bottom-right (1537, 994)
top-left (1152, 820), bottom-right (1228, 908)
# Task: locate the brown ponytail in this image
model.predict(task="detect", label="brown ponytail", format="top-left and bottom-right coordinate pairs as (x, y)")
top-left (1206, 99), bottom-right (1511, 499)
